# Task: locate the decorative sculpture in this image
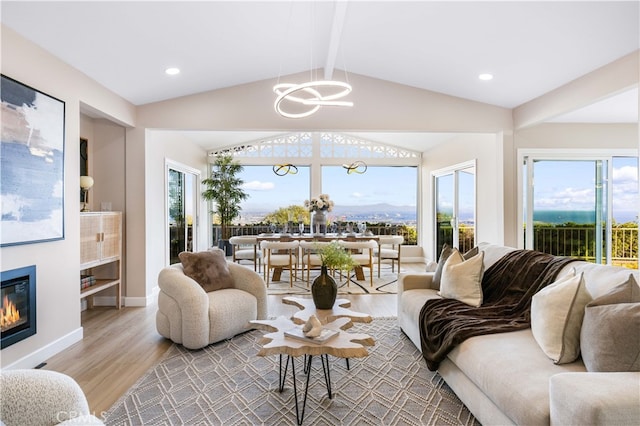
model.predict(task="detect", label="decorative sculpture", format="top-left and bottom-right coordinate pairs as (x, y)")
top-left (302, 315), bottom-right (323, 337)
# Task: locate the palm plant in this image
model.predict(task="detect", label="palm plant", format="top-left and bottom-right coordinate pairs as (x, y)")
top-left (202, 154), bottom-right (248, 251)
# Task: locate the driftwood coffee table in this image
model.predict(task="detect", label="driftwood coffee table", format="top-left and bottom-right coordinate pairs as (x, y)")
top-left (282, 296), bottom-right (373, 325)
top-left (250, 298), bottom-right (374, 425)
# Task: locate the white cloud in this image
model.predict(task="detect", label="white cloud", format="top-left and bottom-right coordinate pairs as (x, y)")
top-left (535, 186), bottom-right (594, 209)
top-left (243, 180), bottom-right (274, 191)
top-left (612, 165), bottom-right (638, 183)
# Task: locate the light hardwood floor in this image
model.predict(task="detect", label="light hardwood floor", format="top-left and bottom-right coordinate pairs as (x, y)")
top-left (42, 293), bottom-right (398, 415)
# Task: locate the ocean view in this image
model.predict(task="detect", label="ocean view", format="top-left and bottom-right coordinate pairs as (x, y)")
top-left (533, 210), bottom-right (638, 225)
top-left (241, 207), bottom-right (638, 226)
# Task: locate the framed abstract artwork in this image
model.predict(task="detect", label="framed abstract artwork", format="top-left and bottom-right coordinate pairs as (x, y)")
top-left (1, 75), bottom-right (66, 247)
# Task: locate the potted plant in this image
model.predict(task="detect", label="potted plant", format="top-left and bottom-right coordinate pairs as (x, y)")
top-left (202, 153), bottom-right (249, 255)
top-left (312, 241), bottom-right (356, 309)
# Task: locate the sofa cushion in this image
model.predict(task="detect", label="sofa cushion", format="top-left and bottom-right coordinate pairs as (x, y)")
top-left (446, 329), bottom-right (585, 425)
top-left (438, 249), bottom-right (484, 307)
top-left (179, 248), bottom-right (234, 292)
top-left (531, 269), bottom-right (591, 364)
top-left (580, 274), bottom-right (640, 372)
top-left (432, 244), bottom-right (453, 288)
top-left (432, 244), bottom-right (478, 288)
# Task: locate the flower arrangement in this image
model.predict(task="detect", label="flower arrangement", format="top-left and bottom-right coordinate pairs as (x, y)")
top-left (304, 194), bottom-right (334, 212)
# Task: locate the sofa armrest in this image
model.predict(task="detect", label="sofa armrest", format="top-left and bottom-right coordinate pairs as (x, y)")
top-left (398, 272), bottom-right (436, 292)
top-left (397, 272), bottom-right (437, 309)
top-left (158, 265), bottom-right (209, 349)
top-left (549, 372), bottom-right (640, 426)
top-left (0, 369), bottom-right (103, 426)
top-left (228, 262), bottom-right (268, 320)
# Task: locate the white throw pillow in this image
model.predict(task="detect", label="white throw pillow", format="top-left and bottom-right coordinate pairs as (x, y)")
top-left (531, 269), bottom-right (592, 364)
top-left (438, 248), bottom-right (485, 307)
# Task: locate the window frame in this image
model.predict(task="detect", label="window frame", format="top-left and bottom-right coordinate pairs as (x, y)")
top-left (517, 148), bottom-right (637, 265)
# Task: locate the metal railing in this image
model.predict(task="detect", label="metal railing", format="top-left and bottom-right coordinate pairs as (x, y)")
top-left (528, 226), bottom-right (638, 268)
top-left (212, 223), bottom-right (417, 245)
top-left (436, 224), bottom-right (638, 268)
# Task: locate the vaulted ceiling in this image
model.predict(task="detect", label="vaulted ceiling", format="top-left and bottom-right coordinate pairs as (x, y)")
top-left (2, 1), bottom-right (638, 151)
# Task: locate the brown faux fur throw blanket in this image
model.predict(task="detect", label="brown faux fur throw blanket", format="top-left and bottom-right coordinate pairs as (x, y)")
top-left (419, 249), bottom-right (576, 371)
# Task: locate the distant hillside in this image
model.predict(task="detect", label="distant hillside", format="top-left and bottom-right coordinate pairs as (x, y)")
top-left (331, 203), bottom-right (416, 215)
top-left (242, 202), bottom-right (415, 214)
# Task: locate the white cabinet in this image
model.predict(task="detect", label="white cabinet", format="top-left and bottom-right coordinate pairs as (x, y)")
top-left (80, 212), bottom-right (122, 309)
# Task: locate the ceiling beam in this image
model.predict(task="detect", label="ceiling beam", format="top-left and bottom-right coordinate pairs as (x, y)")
top-left (324, 1), bottom-right (349, 80)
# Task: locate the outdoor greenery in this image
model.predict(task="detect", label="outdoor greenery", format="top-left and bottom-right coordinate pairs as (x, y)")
top-left (202, 154), bottom-right (249, 241)
top-left (318, 241), bottom-right (357, 273)
top-left (263, 205), bottom-right (311, 224)
top-left (529, 222), bottom-right (638, 268)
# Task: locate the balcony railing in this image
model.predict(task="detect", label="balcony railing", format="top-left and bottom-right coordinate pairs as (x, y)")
top-left (436, 224), bottom-right (637, 268)
top-left (527, 225), bottom-right (638, 268)
top-left (211, 223), bottom-right (417, 245)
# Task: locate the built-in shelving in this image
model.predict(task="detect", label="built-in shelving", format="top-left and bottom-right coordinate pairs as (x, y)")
top-left (80, 212), bottom-right (122, 309)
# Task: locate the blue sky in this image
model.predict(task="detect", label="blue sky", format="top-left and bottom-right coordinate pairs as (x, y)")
top-left (236, 158), bottom-right (638, 223)
top-left (532, 157), bottom-right (638, 222)
top-left (240, 165), bottom-right (417, 212)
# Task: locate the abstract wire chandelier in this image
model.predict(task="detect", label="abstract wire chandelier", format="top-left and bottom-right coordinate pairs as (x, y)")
top-left (342, 160), bottom-right (367, 174)
top-left (273, 164), bottom-right (299, 176)
top-left (273, 80), bottom-right (353, 119)
top-left (273, 2), bottom-right (353, 119)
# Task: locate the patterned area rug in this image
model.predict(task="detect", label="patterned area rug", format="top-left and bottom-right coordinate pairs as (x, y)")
top-left (105, 319), bottom-right (479, 426)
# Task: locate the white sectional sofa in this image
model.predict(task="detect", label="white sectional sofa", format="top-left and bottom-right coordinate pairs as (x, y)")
top-left (397, 243), bottom-right (640, 425)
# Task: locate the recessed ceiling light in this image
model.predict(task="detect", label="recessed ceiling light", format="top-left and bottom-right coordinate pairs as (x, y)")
top-left (165, 67), bottom-right (180, 76)
top-left (478, 73), bottom-right (493, 81)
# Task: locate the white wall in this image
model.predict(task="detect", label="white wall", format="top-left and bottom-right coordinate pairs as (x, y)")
top-left (422, 134), bottom-right (502, 261)
top-left (0, 26), bottom-right (135, 368)
top-left (142, 131), bottom-right (208, 302)
top-left (515, 123), bottom-right (638, 150)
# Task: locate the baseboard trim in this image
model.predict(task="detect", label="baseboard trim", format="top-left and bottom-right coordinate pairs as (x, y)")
top-left (2, 327), bottom-right (83, 370)
top-left (122, 286), bottom-right (159, 307)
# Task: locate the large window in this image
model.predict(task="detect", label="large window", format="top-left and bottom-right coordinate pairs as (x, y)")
top-left (238, 165), bottom-right (310, 224)
top-left (521, 152), bottom-right (638, 267)
top-left (321, 165), bottom-right (417, 225)
top-left (210, 132), bottom-right (422, 243)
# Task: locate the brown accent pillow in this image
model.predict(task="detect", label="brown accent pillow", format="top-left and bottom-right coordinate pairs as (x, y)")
top-left (432, 244), bottom-right (479, 288)
top-left (580, 274), bottom-right (640, 372)
top-left (178, 249), bottom-right (234, 292)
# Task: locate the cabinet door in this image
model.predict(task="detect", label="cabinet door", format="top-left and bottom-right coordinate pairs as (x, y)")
top-left (80, 214), bottom-right (102, 265)
top-left (101, 213), bottom-right (121, 261)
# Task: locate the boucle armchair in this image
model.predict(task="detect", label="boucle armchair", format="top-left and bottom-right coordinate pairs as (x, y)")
top-left (156, 261), bottom-right (267, 349)
top-left (0, 369), bottom-right (104, 426)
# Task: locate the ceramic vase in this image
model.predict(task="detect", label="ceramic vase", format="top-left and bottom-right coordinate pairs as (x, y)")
top-left (311, 265), bottom-right (337, 309)
top-left (312, 210), bottom-right (327, 234)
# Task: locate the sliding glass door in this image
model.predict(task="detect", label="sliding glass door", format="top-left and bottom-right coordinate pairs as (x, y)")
top-left (166, 161), bottom-right (200, 265)
top-left (433, 161), bottom-right (476, 258)
top-left (522, 154), bottom-right (638, 266)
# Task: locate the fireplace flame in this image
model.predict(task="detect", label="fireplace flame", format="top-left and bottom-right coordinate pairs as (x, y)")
top-left (1, 295), bottom-right (20, 328)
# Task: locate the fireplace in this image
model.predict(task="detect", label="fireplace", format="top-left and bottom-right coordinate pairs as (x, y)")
top-left (1, 265), bottom-right (36, 349)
